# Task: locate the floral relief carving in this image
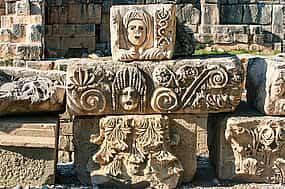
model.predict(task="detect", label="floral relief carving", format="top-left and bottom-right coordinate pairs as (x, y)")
top-left (225, 121), bottom-right (285, 183)
top-left (66, 58), bottom-right (242, 115)
top-left (89, 115), bottom-right (183, 189)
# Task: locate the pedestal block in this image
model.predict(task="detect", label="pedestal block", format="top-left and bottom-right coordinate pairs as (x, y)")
top-left (0, 116), bottom-right (58, 187)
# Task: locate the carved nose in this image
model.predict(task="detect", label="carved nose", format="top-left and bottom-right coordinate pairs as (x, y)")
top-left (126, 101), bottom-right (132, 106)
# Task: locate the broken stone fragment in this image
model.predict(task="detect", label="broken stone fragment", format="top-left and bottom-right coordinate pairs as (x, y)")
top-left (0, 67), bottom-right (65, 115)
top-left (247, 55), bottom-right (285, 115)
top-left (210, 102), bottom-right (285, 183)
top-left (66, 55), bottom-right (243, 115)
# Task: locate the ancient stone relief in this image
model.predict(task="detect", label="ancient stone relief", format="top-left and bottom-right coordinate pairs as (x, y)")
top-left (225, 121), bottom-right (285, 183)
top-left (265, 65), bottom-right (285, 115)
top-left (0, 68), bottom-right (65, 114)
top-left (89, 115), bottom-right (183, 189)
top-left (67, 57), bottom-right (243, 115)
top-left (110, 4), bottom-right (176, 61)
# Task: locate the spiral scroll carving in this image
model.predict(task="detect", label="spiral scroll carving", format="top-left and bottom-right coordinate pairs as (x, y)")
top-left (151, 87), bottom-right (178, 112)
top-left (208, 67), bottom-right (228, 88)
top-left (80, 89), bottom-right (106, 112)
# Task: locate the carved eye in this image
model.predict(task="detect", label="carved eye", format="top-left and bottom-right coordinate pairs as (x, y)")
top-left (138, 26), bottom-right (144, 31)
top-left (130, 26), bottom-right (135, 30)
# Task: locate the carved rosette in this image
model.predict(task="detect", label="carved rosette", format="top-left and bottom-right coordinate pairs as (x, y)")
top-left (225, 120), bottom-right (285, 183)
top-left (89, 115), bottom-right (183, 189)
top-left (66, 57), bottom-right (243, 115)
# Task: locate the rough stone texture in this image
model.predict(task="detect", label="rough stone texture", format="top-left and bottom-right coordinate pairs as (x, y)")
top-left (73, 114), bottom-right (201, 186)
top-left (211, 102), bottom-right (285, 183)
top-left (247, 54), bottom-right (285, 115)
top-left (66, 56), bottom-right (243, 116)
top-left (90, 115), bottom-right (183, 189)
top-left (0, 116), bottom-right (57, 187)
top-left (110, 4), bottom-right (176, 61)
top-left (0, 67), bottom-right (65, 115)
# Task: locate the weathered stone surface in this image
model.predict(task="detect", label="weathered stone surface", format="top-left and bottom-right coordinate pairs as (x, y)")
top-left (0, 67), bottom-right (65, 115)
top-left (211, 103), bottom-right (285, 183)
top-left (74, 114), bottom-right (200, 185)
top-left (90, 115), bottom-right (183, 188)
top-left (0, 116), bottom-right (57, 187)
top-left (242, 4), bottom-right (272, 25)
top-left (67, 56), bottom-right (243, 115)
top-left (247, 55), bottom-right (285, 115)
top-left (110, 4), bottom-right (176, 61)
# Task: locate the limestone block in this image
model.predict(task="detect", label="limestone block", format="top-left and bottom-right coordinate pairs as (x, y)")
top-left (0, 67), bottom-right (65, 115)
top-left (59, 122), bottom-right (73, 136)
top-left (272, 5), bottom-right (285, 34)
top-left (16, 43), bottom-right (42, 60)
top-left (234, 34), bottom-right (249, 44)
top-left (110, 4), bottom-right (176, 61)
top-left (30, 1), bottom-right (43, 15)
top-left (0, 28), bottom-right (11, 42)
top-left (58, 151), bottom-right (74, 163)
top-left (214, 33), bottom-right (234, 44)
top-left (67, 56), bottom-right (243, 115)
top-left (243, 4), bottom-right (272, 25)
top-left (0, 116), bottom-right (57, 187)
top-left (220, 5), bottom-right (243, 24)
top-left (26, 24), bottom-right (42, 42)
top-left (74, 114), bottom-right (199, 186)
top-left (0, 42), bottom-right (13, 58)
top-left (212, 109), bottom-right (285, 183)
top-left (1, 15), bottom-right (42, 28)
top-left (58, 135), bottom-right (74, 151)
top-left (15, 0), bottom-right (30, 15)
top-left (194, 33), bottom-right (214, 43)
top-left (247, 56), bottom-right (285, 115)
top-left (12, 24), bottom-right (25, 40)
top-left (201, 4), bottom-right (220, 25)
top-left (176, 4), bottom-right (200, 25)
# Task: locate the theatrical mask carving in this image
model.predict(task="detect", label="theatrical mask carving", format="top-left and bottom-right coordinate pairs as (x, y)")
top-left (111, 4), bottom-right (176, 61)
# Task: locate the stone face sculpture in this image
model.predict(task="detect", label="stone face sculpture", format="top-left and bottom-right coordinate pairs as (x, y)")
top-left (110, 4), bottom-right (176, 61)
top-left (0, 67), bottom-right (65, 115)
top-left (247, 55), bottom-right (285, 115)
top-left (89, 115), bottom-right (183, 189)
top-left (66, 56), bottom-right (243, 115)
top-left (225, 117), bottom-right (285, 183)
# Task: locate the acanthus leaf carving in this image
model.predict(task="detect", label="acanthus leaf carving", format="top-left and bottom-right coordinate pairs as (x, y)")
top-left (225, 121), bottom-right (285, 183)
top-left (89, 115), bottom-right (183, 189)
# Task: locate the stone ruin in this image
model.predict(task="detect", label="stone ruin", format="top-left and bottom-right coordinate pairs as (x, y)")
top-left (0, 0), bottom-right (283, 188)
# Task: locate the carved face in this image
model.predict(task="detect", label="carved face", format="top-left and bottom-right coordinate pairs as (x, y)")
top-left (127, 19), bottom-right (147, 47)
top-left (271, 79), bottom-right (285, 98)
top-left (119, 87), bottom-right (139, 111)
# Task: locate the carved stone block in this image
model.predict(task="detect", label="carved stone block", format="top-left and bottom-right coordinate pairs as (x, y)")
top-left (67, 56), bottom-right (243, 115)
top-left (247, 55), bottom-right (285, 115)
top-left (73, 114), bottom-right (200, 186)
top-left (0, 116), bottom-right (57, 187)
top-left (212, 106), bottom-right (285, 183)
top-left (0, 67), bottom-right (65, 115)
top-left (110, 4), bottom-right (176, 61)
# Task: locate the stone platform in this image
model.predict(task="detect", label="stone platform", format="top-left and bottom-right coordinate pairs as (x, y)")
top-left (0, 116), bottom-right (58, 187)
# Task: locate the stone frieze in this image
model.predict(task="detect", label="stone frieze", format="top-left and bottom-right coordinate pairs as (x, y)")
top-left (67, 56), bottom-right (243, 115)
